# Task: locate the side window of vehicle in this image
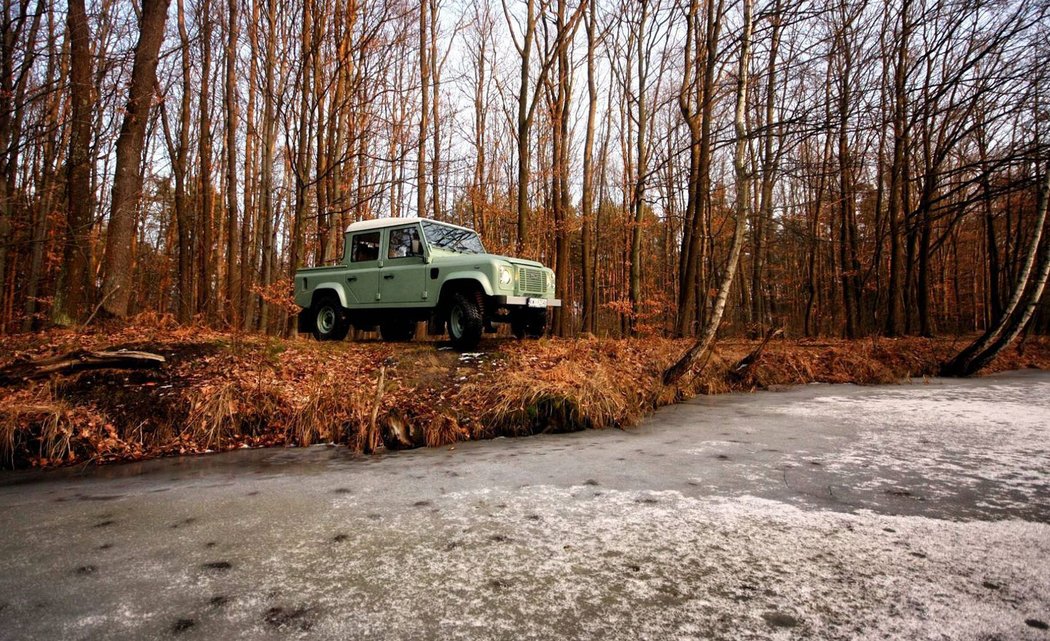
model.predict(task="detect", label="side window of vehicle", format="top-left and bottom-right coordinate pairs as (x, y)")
top-left (351, 232), bottom-right (380, 263)
top-left (387, 226), bottom-right (423, 259)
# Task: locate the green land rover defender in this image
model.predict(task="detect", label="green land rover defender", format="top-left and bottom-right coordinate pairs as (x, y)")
top-left (294, 217), bottom-right (560, 350)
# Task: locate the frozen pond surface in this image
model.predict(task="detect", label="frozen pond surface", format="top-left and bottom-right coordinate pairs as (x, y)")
top-left (1, 370), bottom-right (1048, 640)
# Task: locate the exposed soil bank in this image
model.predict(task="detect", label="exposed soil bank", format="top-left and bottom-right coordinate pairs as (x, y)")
top-left (1, 327), bottom-right (1048, 469)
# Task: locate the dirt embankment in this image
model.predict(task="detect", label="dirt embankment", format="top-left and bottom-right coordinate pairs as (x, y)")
top-left (1, 326), bottom-right (1048, 469)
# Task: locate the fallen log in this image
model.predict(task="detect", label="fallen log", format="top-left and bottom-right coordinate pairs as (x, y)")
top-left (0, 349), bottom-right (166, 385)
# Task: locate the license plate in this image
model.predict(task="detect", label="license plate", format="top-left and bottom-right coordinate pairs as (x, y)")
top-left (527, 298), bottom-right (547, 308)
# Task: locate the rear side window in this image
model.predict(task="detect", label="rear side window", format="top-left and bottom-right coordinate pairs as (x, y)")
top-left (388, 226), bottom-right (423, 259)
top-left (351, 232), bottom-right (380, 262)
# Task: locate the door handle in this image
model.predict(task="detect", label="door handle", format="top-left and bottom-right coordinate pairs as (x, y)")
top-left (384, 274), bottom-right (395, 280)
top-left (346, 276), bottom-right (357, 282)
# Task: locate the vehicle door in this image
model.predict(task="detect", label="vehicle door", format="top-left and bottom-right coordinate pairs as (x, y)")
top-left (379, 224), bottom-right (428, 305)
top-left (344, 230), bottom-right (381, 305)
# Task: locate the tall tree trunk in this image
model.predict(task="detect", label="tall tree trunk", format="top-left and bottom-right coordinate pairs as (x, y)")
top-left (835, 5), bottom-right (860, 339)
top-left (224, 0), bottom-right (240, 327)
top-left (22, 3), bottom-right (59, 330)
top-left (172, 0), bottom-right (194, 323)
top-left (241, 0), bottom-right (260, 328)
top-left (628, 0), bottom-right (649, 336)
top-left (550, 0), bottom-right (573, 337)
top-left (982, 158), bottom-right (1002, 323)
top-left (99, 0), bottom-right (171, 319)
top-left (579, 0), bottom-right (597, 335)
top-left (429, 0), bottom-right (441, 221)
top-left (751, 0), bottom-right (781, 330)
top-left (665, 0), bottom-right (751, 385)
top-left (55, 0), bottom-right (95, 324)
top-left (0, 0), bottom-right (20, 324)
top-left (257, 0), bottom-right (277, 332)
top-left (469, 1), bottom-right (491, 237)
top-left (884, 0), bottom-right (909, 336)
top-left (417, 0), bottom-right (429, 218)
top-left (515, 0), bottom-right (536, 254)
top-left (197, 0), bottom-right (214, 318)
top-left (288, 0), bottom-right (315, 335)
top-left (0, 0), bottom-right (45, 329)
top-left (676, 0), bottom-right (722, 337)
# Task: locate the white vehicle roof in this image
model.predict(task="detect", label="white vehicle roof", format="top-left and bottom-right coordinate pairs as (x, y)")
top-left (345, 217), bottom-right (475, 234)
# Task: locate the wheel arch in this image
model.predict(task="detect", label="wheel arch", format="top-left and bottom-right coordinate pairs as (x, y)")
top-left (310, 284), bottom-right (349, 309)
top-left (437, 276), bottom-right (490, 309)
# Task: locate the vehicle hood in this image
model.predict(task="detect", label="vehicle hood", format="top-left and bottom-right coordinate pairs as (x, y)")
top-left (492, 255), bottom-right (546, 269)
top-left (428, 249), bottom-right (549, 270)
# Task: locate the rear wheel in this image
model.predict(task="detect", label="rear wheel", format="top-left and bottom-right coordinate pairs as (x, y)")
top-left (447, 292), bottom-right (484, 350)
top-left (311, 293), bottom-right (350, 341)
top-left (379, 318), bottom-right (417, 342)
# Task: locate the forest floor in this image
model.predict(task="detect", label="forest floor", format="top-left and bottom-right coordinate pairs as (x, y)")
top-left (2, 323), bottom-right (1049, 469)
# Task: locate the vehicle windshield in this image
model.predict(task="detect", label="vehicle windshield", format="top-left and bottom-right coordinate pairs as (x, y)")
top-left (420, 221), bottom-right (486, 255)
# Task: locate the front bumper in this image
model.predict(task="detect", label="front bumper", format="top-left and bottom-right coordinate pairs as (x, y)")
top-left (493, 295), bottom-right (562, 308)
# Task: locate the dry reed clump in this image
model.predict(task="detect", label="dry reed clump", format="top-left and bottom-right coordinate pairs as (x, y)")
top-left (175, 364), bottom-right (378, 451)
top-left (744, 346), bottom-right (900, 386)
top-left (0, 378), bottom-right (112, 464)
top-left (183, 381), bottom-right (243, 450)
top-left (462, 339), bottom-right (669, 437)
top-left (285, 373), bottom-right (374, 448)
top-left (424, 414), bottom-right (469, 447)
top-left (704, 337), bottom-right (954, 390)
top-left (0, 385), bottom-right (90, 467)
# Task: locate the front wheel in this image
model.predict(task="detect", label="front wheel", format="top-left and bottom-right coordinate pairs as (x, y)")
top-left (447, 292), bottom-right (484, 351)
top-left (311, 293), bottom-right (351, 341)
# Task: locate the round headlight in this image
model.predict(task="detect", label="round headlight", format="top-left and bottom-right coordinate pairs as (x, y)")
top-left (498, 265), bottom-right (513, 286)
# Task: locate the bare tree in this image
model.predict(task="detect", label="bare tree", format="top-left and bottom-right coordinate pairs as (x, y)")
top-left (579, 0), bottom-right (598, 334)
top-left (54, 0), bottom-right (95, 323)
top-left (224, 0), bottom-right (241, 326)
top-left (675, 0), bottom-right (724, 337)
top-left (665, 0), bottom-right (752, 385)
top-left (99, 0), bottom-right (172, 318)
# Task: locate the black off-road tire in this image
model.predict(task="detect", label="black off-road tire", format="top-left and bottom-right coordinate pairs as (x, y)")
top-left (379, 318), bottom-right (417, 342)
top-left (447, 292), bottom-right (484, 351)
top-left (511, 309), bottom-right (547, 339)
top-left (310, 293), bottom-right (351, 341)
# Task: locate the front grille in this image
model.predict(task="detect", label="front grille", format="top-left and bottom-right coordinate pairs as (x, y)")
top-left (520, 267), bottom-right (545, 294)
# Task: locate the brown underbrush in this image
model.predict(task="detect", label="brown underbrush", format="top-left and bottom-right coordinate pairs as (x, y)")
top-left (1, 326), bottom-right (1047, 469)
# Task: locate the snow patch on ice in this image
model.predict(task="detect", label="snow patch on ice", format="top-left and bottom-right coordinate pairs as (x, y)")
top-left (246, 485), bottom-right (1050, 641)
top-left (773, 381), bottom-right (1050, 508)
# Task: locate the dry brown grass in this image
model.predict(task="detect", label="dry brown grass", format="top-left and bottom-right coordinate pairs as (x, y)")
top-left (184, 381), bottom-right (242, 450)
top-left (0, 385), bottom-right (78, 467)
top-left (1, 327), bottom-right (1047, 469)
top-left (286, 374), bottom-right (374, 447)
top-left (425, 415), bottom-right (469, 447)
top-left (461, 338), bottom-right (675, 437)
